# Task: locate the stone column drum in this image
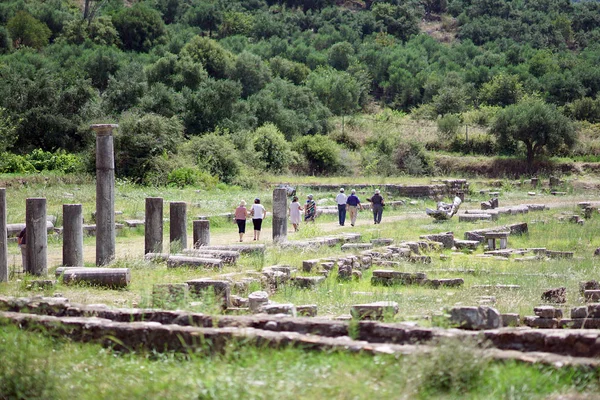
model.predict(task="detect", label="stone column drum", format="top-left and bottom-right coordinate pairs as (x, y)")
top-left (92, 124), bottom-right (118, 266)
top-left (170, 202), bottom-right (187, 252)
top-left (193, 220), bottom-right (210, 248)
top-left (26, 198), bottom-right (47, 276)
top-left (0, 188), bottom-right (7, 282)
top-left (145, 197), bottom-right (163, 254)
top-left (63, 204), bottom-right (84, 267)
top-left (272, 188), bottom-right (288, 242)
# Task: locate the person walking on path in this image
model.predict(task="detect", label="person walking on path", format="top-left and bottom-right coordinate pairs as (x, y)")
top-left (250, 198), bottom-right (267, 241)
top-left (289, 196), bottom-right (303, 232)
top-left (234, 200), bottom-right (249, 242)
top-left (369, 189), bottom-right (385, 224)
top-left (335, 188), bottom-right (347, 226)
top-left (17, 227), bottom-right (27, 272)
top-left (305, 194), bottom-right (316, 222)
top-left (346, 189), bottom-right (363, 226)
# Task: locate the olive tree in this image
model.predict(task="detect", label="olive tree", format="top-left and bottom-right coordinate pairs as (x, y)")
top-left (490, 97), bottom-right (576, 170)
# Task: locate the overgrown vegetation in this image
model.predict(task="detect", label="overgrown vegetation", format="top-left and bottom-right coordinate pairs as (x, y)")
top-left (0, 0), bottom-right (599, 183)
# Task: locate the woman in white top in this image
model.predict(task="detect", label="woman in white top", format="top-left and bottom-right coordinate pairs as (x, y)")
top-left (289, 196), bottom-right (303, 232)
top-left (250, 198), bottom-right (267, 240)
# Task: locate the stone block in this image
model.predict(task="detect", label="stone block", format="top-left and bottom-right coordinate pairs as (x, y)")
top-left (501, 313), bottom-right (520, 327)
top-left (420, 233), bottom-right (454, 249)
top-left (370, 238), bottom-right (394, 246)
top-left (449, 306), bottom-right (501, 330)
top-left (425, 278), bottom-right (464, 288)
top-left (248, 291), bottom-right (269, 313)
top-left (352, 270), bottom-right (362, 281)
top-left (580, 281), bottom-right (600, 294)
top-left (560, 318), bottom-right (600, 329)
top-left (454, 239), bottom-right (480, 250)
top-left (571, 306), bottom-right (588, 319)
top-left (186, 279), bottom-right (231, 308)
top-left (290, 276), bottom-right (325, 289)
top-left (459, 214), bottom-right (492, 222)
top-left (409, 255), bottom-right (432, 264)
top-left (587, 303), bottom-right (600, 318)
top-left (341, 243), bottom-right (373, 251)
top-left (302, 259), bottom-right (319, 273)
top-left (230, 295), bottom-right (249, 308)
top-left (533, 306), bottom-right (562, 319)
top-left (259, 303), bottom-right (296, 317)
top-left (542, 287), bottom-right (566, 303)
top-left (371, 270), bottom-right (427, 286)
top-left (296, 304), bottom-right (318, 317)
top-left (350, 301), bottom-right (398, 321)
top-left (524, 316), bottom-right (559, 329)
top-left (545, 250), bottom-right (573, 259)
top-left (584, 290), bottom-right (600, 302)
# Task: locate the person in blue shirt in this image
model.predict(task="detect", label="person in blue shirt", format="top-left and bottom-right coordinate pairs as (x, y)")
top-left (345, 189), bottom-right (363, 226)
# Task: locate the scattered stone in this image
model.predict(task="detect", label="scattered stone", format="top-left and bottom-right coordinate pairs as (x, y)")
top-left (302, 259), bottom-right (319, 273)
top-left (338, 264), bottom-right (353, 281)
top-left (370, 238), bottom-right (394, 246)
top-left (571, 306), bottom-right (588, 319)
top-left (186, 279), bottom-right (231, 308)
top-left (528, 192), bottom-right (536, 196)
top-left (352, 270), bottom-right (363, 281)
top-left (409, 255), bottom-right (432, 264)
top-left (248, 291), bottom-right (270, 313)
top-left (420, 232), bottom-right (454, 249)
top-left (371, 270), bottom-right (427, 286)
top-left (545, 250), bottom-right (573, 259)
top-left (501, 313), bottom-right (520, 327)
top-left (321, 262), bottom-right (335, 271)
top-left (542, 287), bottom-right (566, 303)
top-left (534, 306), bottom-right (562, 319)
top-left (594, 248), bottom-right (600, 257)
top-left (477, 296), bottom-right (497, 305)
top-left (124, 219), bottom-right (145, 227)
top-left (230, 295), bottom-right (249, 308)
top-left (472, 284), bottom-right (520, 290)
top-left (584, 290), bottom-right (600, 302)
top-left (296, 305), bottom-right (318, 317)
top-left (350, 301), bottom-right (399, 321)
top-left (341, 243), bottom-right (373, 251)
top-left (580, 280), bottom-right (600, 294)
top-left (259, 303), bottom-right (296, 317)
top-left (524, 316), bottom-right (559, 329)
top-left (449, 306), bottom-right (501, 330)
top-left (425, 278), bottom-right (464, 288)
top-left (167, 255), bottom-right (223, 269)
top-left (454, 239), bottom-right (480, 250)
top-left (458, 214), bottom-right (492, 222)
top-left (290, 276), bottom-right (325, 289)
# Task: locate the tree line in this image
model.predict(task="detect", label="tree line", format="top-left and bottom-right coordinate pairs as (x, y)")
top-left (0, 0), bottom-right (599, 183)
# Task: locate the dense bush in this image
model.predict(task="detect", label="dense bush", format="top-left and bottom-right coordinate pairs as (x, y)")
top-left (293, 135), bottom-right (341, 174)
top-left (0, 149), bottom-right (82, 173)
top-left (395, 141), bottom-right (434, 175)
top-left (167, 167), bottom-right (218, 188)
top-left (252, 123), bottom-right (292, 173)
top-left (182, 132), bottom-right (241, 183)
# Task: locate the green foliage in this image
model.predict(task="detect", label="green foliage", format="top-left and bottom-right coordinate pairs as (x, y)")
top-left (113, 4), bottom-right (166, 52)
top-left (103, 61), bottom-right (147, 113)
top-left (7, 11), bottom-right (51, 49)
top-left (479, 73), bottom-right (524, 107)
top-left (60, 16), bottom-right (120, 47)
top-left (228, 51), bottom-right (272, 98)
top-left (252, 123), bottom-right (292, 172)
top-left (0, 106), bottom-right (17, 153)
top-left (167, 167), bottom-right (218, 188)
top-left (114, 112), bottom-right (184, 183)
top-left (436, 114), bottom-right (461, 141)
top-left (306, 66), bottom-right (361, 116)
top-left (181, 36), bottom-right (234, 79)
top-left (182, 132), bottom-right (241, 183)
top-left (371, 2), bottom-right (421, 42)
top-left (0, 26), bottom-right (12, 54)
top-left (269, 56), bottom-right (310, 85)
top-left (327, 41), bottom-right (354, 70)
top-left (0, 149), bottom-right (82, 173)
top-left (293, 134), bottom-right (341, 174)
top-left (490, 97), bottom-right (576, 168)
top-left (564, 97), bottom-right (600, 123)
top-left (395, 140), bottom-right (433, 175)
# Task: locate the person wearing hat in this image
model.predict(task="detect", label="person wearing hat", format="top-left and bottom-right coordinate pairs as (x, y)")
top-left (305, 194), bottom-right (316, 222)
top-left (234, 200), bottom-right (249, 242)
top-left (369, 189), bottom-right (385, 224)
top-left (335, 188), bottom-right (347, 226)
top-left (345, 189), bottom-right (363, 226)
top-left (250, 198), bottom-right (267, 241)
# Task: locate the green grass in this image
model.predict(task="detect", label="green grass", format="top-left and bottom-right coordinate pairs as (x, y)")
top-left (1, 325), bottom-right (598, 400)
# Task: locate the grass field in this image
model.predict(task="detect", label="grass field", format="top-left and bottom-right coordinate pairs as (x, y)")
top-left (2, 174), bottom-right (600, 398)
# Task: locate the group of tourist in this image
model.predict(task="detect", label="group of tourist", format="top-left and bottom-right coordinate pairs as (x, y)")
top-left (234, 188), bottom-right (385, 241)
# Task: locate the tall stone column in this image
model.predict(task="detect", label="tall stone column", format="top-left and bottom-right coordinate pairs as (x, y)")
top-left (272, 188), bottom-right (288, 242)
top-left (193, 220), bottom-right (210, 248)
top-left (145, 197), bottom-right (163, 254)
top-left (170, 201), bottom-right (187, 252)
top-left (63, 204), bottom-right (84, 267)
top-left (26, 198), bottom-right (47, 276)
top-left (92, 124), bottom-right (118, 266)
top-left (0, 188), bottom-right (7, 282)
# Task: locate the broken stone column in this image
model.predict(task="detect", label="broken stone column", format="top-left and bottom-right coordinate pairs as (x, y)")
top-left (248, 291), bottom-right (269, 313)
top-left (63, 204), bottom-right (84, 267)
top-left (145, 197), bottom-right (163, 255)
top-left (92, 123), bottom-right (118, 266)
top-left (169, 201), bottom-right (187, 252)
top-left (0, 188), bottom-right (7, 282)
top-left (272, 188), bottom-right (287, 242)
top-left (193, 220), bottom-right (210, 248)
top-left (26, 198), bottom-right (47, 276)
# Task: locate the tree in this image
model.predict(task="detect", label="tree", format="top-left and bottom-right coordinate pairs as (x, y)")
top-left (252, 123), bottom-right (291, 172)
top-left (113, 4), bottom-right (166, 52)
top-left (479, 73), bottom-right (524, 107)
top-left (490, 97), bottom-right (576, 170)
top-left (7, 11), bottom-right (51, 49)
top-left (180, 36), bottom-right (234, 79)
top-left (228, 51), bottom-right (272, 98)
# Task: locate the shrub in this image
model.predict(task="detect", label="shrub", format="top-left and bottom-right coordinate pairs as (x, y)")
top-left (436, 114), bottom-right (461, 141)
top-left (7, 11), bottom-right (51, 49)
top-left (293, 135), bottom-right (341, 175)
top-left (26, 149), bottom-right (83, 173)
top-left (395, 141), bottom-right (433, 175)
top-left (252, 123), bottom-right (291, 173)
top-left (450, 134), bottom-right (497, 155)
top-left (167, 167), bottom-right (218, 188)
top-left (182, 132), bottom-right (241, 183)
top-left (0, 152), bottom-right (35, 173)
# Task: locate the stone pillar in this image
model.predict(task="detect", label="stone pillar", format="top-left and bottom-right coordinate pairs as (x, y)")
top-left (92, 124), bottom-right (118, 266)
top-left (63, 204), bottom-right (84, 267)
top-left (272, 188), bottom-right (288, 242)
top-left (170, 202), bottom-right (187, 252)
top-left (0, 188), bottom-right (7, 282)
top-left (145, 197), bottom-right (163, 254)
top-left (193, 220), bottom-right (210, 248)
top-left (26, 198), bottom-right (47, 276)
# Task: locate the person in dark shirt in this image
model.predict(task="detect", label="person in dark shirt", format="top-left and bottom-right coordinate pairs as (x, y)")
top-left (369, 189), bottom-right (385, 224)
top-left (17, 227), bottom-right (27, 272)
top-left (345, 189), bottom-right (363, 226)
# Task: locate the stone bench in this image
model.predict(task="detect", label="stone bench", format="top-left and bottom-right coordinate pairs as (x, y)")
top-left (484, 231), bottom-right (509, 250)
